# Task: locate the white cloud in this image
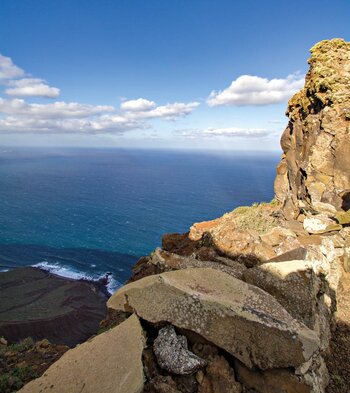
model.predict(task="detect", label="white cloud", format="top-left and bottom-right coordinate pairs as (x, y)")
top-left (0, 54), bottom-right (25, 80)
top-left (203, 127), bottom-right (271, 137)
top-left (0, 113), bottom-right (142, 134)
top-left (0, 97), bottom-right (198, 133)
top-left (174, 127), bottom-right (272, 139)
top-left (207, 73), bottom-right (304, 106)
top-left (5, 78), bottom-right (60, 98)
top-left (0, 55), bottom-right (199, 134)
top-left (0, 98), bottom-right (114, 119)
top-left (121, 98), bottom-right (156, 111)
top-left (127, 101), bottom-right (200, 120)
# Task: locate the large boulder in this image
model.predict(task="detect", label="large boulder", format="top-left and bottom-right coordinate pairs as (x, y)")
top-left (19, 314), bottom-right (145, 393)
top-left (108, 268), bottom-right (320, 370)
top-left (274, 39), bottom-right (350, 219)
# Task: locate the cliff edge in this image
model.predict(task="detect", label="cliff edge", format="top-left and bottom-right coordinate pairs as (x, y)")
top-left (275, 38), bottom-right (350, 220)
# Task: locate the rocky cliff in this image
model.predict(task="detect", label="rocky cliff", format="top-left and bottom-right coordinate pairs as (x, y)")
top-left (275, 38), bottom-right (350, 220)
top-left (17, 39), bottom-right (350, 393)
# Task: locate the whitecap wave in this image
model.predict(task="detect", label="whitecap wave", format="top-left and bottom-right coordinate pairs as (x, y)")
top-left (31, 261), bottom-right (121, 294)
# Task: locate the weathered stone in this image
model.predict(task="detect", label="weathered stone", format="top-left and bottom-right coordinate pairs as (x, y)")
top-left (198, 356), bottom-right (241, 393)
top-left (244, 260), bottom-right (319, 329)
top-left (303, 215), bottom-right (342, 234)
top-left (268, 247), bottom-right (308, 262)
top-left (260, 226), bottom-right (296, 246)
top-left (312, 201), bottom-right (337, 215)
top-left (335, 209), bottom-right (350, 225)
top-left (343, 247), bottom-right (350, 272)
top-left (145, 376), bottom-right (181, 393)
top-left (153, 325), bottom-right (207, 375)
top-left (108, 268), bottom-right (320, 370)
top-left (144, 248), bottom-right (247, 280)
top-left (235, 356), bottom-right (328, 393)
top-left (19, 314), bottom-right (145, 393)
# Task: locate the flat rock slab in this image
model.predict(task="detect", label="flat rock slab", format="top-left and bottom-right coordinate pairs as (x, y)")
top-left (108, 268), bottom-right (320, 370)
top-left (19, 314), bottom-right (145, 393)
top-left (0, 267), bottom-right (108, 346)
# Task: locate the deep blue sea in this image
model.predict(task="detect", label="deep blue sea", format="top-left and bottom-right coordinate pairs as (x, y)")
top-left (0, 148), bottom-right (279, 292)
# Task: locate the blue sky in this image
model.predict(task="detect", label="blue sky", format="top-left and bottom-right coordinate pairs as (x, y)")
top-left (0, 0), bottom-right (349, 150)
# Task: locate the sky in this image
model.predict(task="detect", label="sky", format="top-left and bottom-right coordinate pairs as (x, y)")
top-left (0, 0), bottom-right (349, 151)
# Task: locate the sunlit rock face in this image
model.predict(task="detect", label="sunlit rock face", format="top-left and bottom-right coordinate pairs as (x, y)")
top-left (274, 39), bottom-right (350, 219)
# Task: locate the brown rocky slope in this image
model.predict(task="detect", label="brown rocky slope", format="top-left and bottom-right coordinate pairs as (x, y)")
top-left (18, 38), bottom-right (350, 393)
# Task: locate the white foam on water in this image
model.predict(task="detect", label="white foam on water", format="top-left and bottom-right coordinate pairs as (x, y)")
top-left (31, 261), bottom-right (121, 294)
top-left (106, 276), bottom-right (119, 294)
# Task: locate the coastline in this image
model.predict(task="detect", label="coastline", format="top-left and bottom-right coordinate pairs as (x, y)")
top-left (0, 266), bottom-right (109, 347)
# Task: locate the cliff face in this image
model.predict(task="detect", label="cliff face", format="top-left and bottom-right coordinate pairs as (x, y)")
top-left (275, 39), bottom-right (350, 219)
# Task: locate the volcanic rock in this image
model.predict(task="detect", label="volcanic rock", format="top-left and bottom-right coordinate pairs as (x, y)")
top-left (153, 325), bottom-right (207, 375)
top-left (244, 259), bottom-right (320, 329)
top-left (274, 39), bottom-right (350, 219)
top-left (130, 248), bottom-right (247, 282)
top-left (108, 268), bottom-right (320, 370)
top-left (197, 356), bottom-right (242, 393)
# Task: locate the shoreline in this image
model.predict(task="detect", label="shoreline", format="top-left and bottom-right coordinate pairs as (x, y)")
top-left (0, 266), bottom-right (109, 346)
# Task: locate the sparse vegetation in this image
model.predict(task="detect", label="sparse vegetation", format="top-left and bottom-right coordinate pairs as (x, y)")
top-left (0, 338), bottom-right (38, 393)
top-left (229, 199), bottom-right (281, 234)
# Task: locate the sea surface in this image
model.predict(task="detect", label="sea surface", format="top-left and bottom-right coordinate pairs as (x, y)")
top-left (0, 148), bottom-right (279, 292)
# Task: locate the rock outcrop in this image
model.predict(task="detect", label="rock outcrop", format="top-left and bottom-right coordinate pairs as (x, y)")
top-left (18, 314), bottom-right (145, 393)
top-left (274, 38), bottom-right (350, 219)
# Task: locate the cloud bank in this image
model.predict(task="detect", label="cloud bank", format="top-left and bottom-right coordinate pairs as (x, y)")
top-left (208, 73), bottom-right (304, 106)
top-left (175, 127), bottom-right (272, 139)
top-left (0, 54), bottom-right (199, 134)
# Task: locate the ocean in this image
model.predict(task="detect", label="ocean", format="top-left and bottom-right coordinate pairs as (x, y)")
top-left (0, 148), bottom-right (279, 293)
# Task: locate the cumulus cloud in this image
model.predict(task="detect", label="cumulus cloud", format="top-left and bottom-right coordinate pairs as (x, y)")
top-left (0, 98), bottom-right (114, 119)
top-left (121, 98), bottom-right (156, 111)
top-left (126, 101), bottom-right (200, 120)
top-left (0, 96), bottom-right (198, 133)
top-left (5, 78), bottom-right (60, 98)
top-left (0, 54), bottom-right (25, 80)
top-left (207, 73), bottom-right (304, 106)
top-left (0, 114), bottom-right (142, 134)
